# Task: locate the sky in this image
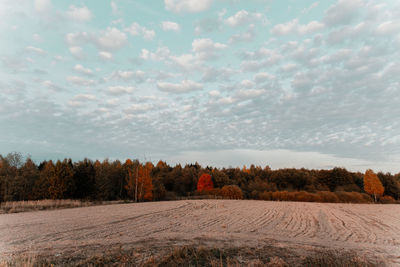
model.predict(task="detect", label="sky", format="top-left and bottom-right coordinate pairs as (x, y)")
top-left (1, 0), bottom-right (400, 172)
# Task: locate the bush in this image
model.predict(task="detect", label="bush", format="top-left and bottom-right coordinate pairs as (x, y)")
top-left (317, 191), bottom-right (340, 203)
top-left (334, 191), bottom-right (366, 203)
top-left (220, 185), bottom-right (244, 199)
top-left (259, 191), bottom-right (273, 201)
top-left (292, 191), bottom-right (322, 202)
top-left (380, 195), bottom-right (396, 204)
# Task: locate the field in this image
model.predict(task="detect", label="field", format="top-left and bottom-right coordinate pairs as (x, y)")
top-left (1, 200), bottom-right (399, 266)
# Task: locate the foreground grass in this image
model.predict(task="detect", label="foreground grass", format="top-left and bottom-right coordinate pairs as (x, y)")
top-left (0, 199), bottom-right (131, 214)
top-left (0, 245), bottom-right (385, 267)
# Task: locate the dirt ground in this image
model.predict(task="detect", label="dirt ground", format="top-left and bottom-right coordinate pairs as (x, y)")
top-left (0, 200), bottom-right (399, 265)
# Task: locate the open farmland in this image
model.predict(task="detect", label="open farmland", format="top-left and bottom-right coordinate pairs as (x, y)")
top-left (1, 200), bottom-right (400, 265)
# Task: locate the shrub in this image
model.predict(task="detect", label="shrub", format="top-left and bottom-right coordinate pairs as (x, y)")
top-left (380, 195), bottom-right (396, 204)
top-left (334, 191), bottom-right (371, 203)
top-left (292, 191), bottom-right (322, 202)
top-left (317, 191), bottom-right (340, 203)
top-left (259, 191), bottom-right (273, 201)
top-left (220, 185), bottom-right (244, 199)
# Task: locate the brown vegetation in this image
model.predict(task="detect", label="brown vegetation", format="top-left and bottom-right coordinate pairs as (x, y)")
top-left (258, 190), bottom-right (374, 203)
top-left (1, 152), bottom-right (399, 205)
top-left (0, 245), bottom-right (384, 267)
top-left (0, 199), bottom-right (128, 214)
top-left (220, 185), bottom-right (244, 199)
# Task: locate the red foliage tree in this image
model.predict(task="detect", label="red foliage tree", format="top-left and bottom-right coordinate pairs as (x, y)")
top-left (197, 173), bottom-right (213, 192)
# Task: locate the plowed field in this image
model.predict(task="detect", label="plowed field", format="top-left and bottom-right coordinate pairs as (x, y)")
top-left (1, 200), bottom-right (399, 265)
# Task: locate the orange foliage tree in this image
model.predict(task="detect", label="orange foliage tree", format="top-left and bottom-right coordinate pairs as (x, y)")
top-left (125, 160), bottom-right (153, 202)
top-left (364, 169), bottom-right (384, 202)
top-left (197, 173), bottom-right (214, 192)
top-left (138, 162), bottom-right (153, 201)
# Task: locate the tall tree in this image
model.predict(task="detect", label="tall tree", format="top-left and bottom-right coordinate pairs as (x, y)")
top-left (137, 162), bottom-right (153, 201)
top-left (364, 169), bottom-right (384, 202)
top-left (197, 173), bottom-right (213, 192)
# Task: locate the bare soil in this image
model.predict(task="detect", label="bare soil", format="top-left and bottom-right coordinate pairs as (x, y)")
top-left (0, 200), bottom-right (399, 265)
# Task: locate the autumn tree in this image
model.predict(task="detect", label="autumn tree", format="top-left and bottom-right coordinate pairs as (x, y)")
top-left (44, 160), bottom-right (74, 199)
top-left (138, 162), bottom-right (153, 201)
top-left (17, 158), bottom-right (39, 200)
top-left (125, 160), bottom-right (153, 201)
top-left (364, 169), bottom-right (384, 202)
top-left (35, 160), bottom-right (55, 199)
top-left (197, 173), bottom-right (213, 192)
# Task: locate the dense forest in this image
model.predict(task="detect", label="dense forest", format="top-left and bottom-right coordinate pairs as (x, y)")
top-left (0, 152), bottom-right (399, 203)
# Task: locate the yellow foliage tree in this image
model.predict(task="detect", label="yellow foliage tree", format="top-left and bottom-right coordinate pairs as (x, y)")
top-left (125, 160), bottom-right (153, 202)
top-left (364, 169), bottom-right (384, 202)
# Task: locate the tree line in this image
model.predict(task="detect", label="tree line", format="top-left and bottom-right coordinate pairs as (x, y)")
top-left (0, 152), bottom-right (399, 203)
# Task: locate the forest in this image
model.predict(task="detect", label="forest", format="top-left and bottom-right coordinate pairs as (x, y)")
top-left (0, 152), bottom-right (399, 203)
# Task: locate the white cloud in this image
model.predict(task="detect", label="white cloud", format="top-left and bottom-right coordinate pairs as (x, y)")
top-left (33, 34), bottom-right (41, 41)
top-left (66, 5), bottom-right (93, 22)
top-left (108, 86), bottom-right (135, 95)
top-left (229, 24), bottom-right (255, 44)
top-left (124, 103), bottom-right (152, 113)
top-left (236, 89), bottom-right (265, 99)
top-left (69, 46), bottom-right (84, 59)
top-left (169, 54), bottom-right (197, 70)
top-left (125, 23), bottom-right (155, 40)
top-left (194, 9), bottom-right (226, 34)
top-left (208, 90), bottom-right (220, 97)
top-left (73, 94), bottom-right (96, 101)
top-left (161, 21), bottom-right (180, 32)
top-left (66, 28), bottom-right (127, 52)
top-left (240, 79), bottom-right (255, 89)
top-left (66, 76), bottom-right (95, 86)
top-left (272, 19), bottom-right (324, 35)
top-left (66, 32), bottom-right (90, 46)
top-left (192, 38), bottom-right (227, 60)
top-left (25, 46), bottom-right (46, 56)
top-left (376, 21), bottom-right (400, 35)
top-left (34, 0), bottom-right (52, 12)
top-left (302, 2), bottom-right (319, 14)
top-left (111, 1), bottom-right (118, 14)
top-left (99, 51), bottom-right (113, 60)
top-left (164, 0), bottom-right (213, 13)
top-left (43, 80), bottom-right (62, 91)
top-left (281, 63), bottom-right (297, 72)
top-left (68, 94), bottom-right (96, 107)
top-left (323, 0), bottom-right (363, 26)
top-left (108, 70), bottom-right (145, 82)
top-left (225, 10), bottom-right (265, 27)
top-left (254, 72), bottom-right (274, 83)
top-left (97, 27), bottom-right (127, 51)
top-left (74, 64), bottom-right (93, 76)
top-left (140, 47), bottom-right (170, 61)
top-left (157, 80), bottom-right (203, 93)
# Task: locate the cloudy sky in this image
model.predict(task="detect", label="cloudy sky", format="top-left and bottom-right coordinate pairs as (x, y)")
top-left (1, 0), bottom-right (400, 172)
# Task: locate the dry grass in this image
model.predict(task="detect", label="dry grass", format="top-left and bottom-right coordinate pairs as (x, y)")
top-left (0, 199), bottom-right (86, 214)
top-left (0, 199), bottom-right (130, 214)
top-left (0, 246), bottom-right (385, 267)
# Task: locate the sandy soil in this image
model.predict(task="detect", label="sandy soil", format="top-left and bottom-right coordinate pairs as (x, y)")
top-left (1, 200), bottom-right (399, 265)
